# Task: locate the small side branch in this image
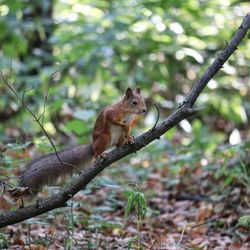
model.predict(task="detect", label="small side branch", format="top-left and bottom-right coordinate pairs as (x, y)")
top-left (151, 103), bottom-right (160, 131)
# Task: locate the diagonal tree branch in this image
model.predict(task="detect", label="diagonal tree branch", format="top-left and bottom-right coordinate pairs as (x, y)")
top-left (183, 13), bottom-right (250, 106)
top-left (0, 12), bottom-right (249, 228)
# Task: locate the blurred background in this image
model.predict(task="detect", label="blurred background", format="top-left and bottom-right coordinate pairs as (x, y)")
top-left (0, 0), bottom-right (249, 148)
top-left (0, 1), bottom-right (250, 248)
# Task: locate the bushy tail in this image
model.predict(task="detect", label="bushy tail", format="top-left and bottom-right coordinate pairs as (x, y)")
top-left (19, 144), bottom-right (94, 194)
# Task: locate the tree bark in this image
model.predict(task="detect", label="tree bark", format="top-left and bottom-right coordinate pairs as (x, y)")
top-left (0, 12), bottom-right (249, 228)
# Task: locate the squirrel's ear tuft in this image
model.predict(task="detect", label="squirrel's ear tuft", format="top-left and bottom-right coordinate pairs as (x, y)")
top-left (134, 86), bottom-right (141, 94)
top-left (125, 88), bottom-right (133, 99)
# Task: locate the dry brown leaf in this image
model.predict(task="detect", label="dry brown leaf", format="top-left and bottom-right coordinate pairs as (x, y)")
top-left (6, 187), bottom-right (32, 201)
top-left (196, 202), bottom-right (214, 221)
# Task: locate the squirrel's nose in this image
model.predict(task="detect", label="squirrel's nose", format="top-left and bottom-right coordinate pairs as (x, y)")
top-left (142, 108), bottom-right (147, 113)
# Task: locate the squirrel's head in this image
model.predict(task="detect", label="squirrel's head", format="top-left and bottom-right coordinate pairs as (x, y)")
top-left (122, 87), bottom-right (147, 114)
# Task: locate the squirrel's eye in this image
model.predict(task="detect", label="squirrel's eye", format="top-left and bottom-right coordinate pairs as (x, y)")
top-left (132, 100), bottom-right (138, 105)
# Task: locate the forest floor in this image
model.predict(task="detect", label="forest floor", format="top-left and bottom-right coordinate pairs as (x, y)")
top-left (1, 142), bottom-right (250, 249)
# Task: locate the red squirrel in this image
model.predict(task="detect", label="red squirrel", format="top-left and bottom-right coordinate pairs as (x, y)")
top-left (20, 87), bottom-right (146, 193)
top-left (92, 87), bottom-right (146, 158)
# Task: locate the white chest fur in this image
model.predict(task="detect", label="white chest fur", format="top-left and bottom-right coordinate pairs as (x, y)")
top-left (109, 125), bottom-right (123, 146)
top-left (109, 113), bottom-right (135, 146)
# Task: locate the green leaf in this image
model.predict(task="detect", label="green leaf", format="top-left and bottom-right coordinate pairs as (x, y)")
top-left (238, 216), bottom-right (250, 230)
top-left (0, 233), bottom-right (9, 248)
top-left (124, 191), bottom-right (147, 220)
top-left (65, 119), bottom-right (86, 135)
top-left (138, 192), bottom-right (147, 219)
top-left (224, 175), bottom-right (234, 187)
top-left (128, 236), bottom-right (138, 250)
top-left (34, 136), bottom-right (52, 153)
top-left (124, 192), bottom-right (136, 218)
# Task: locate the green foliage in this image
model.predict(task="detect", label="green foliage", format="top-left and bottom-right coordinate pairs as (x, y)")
top-left (0, 232), bottom-right (9, 249)
top-left (34, 136), bottom-right (53, 154)
top-left (124, 189), bottom-right (147, 220)
top-left (238, 215), bottom-right (250, 230)
top-left (1, 0), bottom-right (249, 139)
top-left (61, 202), bottom-right (78, 250)
top-left (191, 119), bottom-right (225, 153)
top-left (124, 186), bottom-right (147, 250)
top-left (128, 236), bottom-right (139, 250)
top-left (65, 119), bottom-right (87, 135)
top-left (215, 144), bottom-right (250, 190)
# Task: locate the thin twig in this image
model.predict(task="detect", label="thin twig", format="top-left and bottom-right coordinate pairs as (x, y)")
top-left (22, 86), bottom-right (34, 103)
top-left (41, 71), bottom-right (54, 125)
top-left (37, 106), bottom-right (54, 122)
top-left (8, 41), bottom-right (17, 86)
top-left (2, 72), bottom-right (81, 184)
top-left (9, 53), bottom-right (13, 86)
top-left (190, 215), bottom-right (221, 231)
top-left (28, 224), bottom-right (31, 250)
top-left (177, 222), bottom-right (187, 246)
top-left (1, 71), bottom-right (62, 164)
top-left (46, 225), bottom-right (55, 250)
top-left (151, 103), bottom-right (160, 131)
top-left (41, 69), bottom-right (60, 125)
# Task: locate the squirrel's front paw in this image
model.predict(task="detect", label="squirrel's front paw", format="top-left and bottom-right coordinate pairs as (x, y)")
top-left (126, 135), bottom-right (135, 144)
top-left (96, 152), bottom-right (107, 160)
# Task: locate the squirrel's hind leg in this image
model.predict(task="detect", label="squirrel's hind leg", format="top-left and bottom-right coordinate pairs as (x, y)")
top-left (93, 135), bottom-right (110, 158)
